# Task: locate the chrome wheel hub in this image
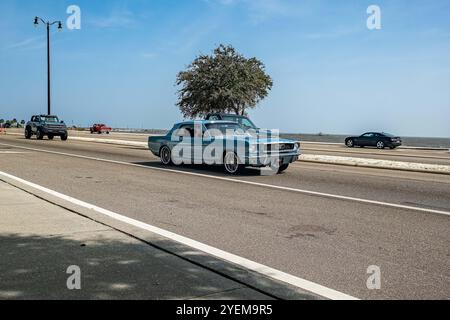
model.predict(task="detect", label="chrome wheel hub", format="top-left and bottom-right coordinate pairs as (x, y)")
top-left (224, 153), bottom-right (239, 173)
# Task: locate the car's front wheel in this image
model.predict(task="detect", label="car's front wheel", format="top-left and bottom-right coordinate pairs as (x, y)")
top-left (61, 132), bottom-right (68, 141)
top-left (48, 134), bottom-right (54, 140)
top-left (25, 128), bottom-right (32, 139)
top-left (376, 141), bottom-right (385, 149)
top-left (36, 130), bottom-right (44, 140)
top-left (277, 164), bottom-right (289, 174)
top-left (223, 151), bottom-right (241, 174)
top-left (346, 139), bottom-right (354, 148)
top-left (160, 146), bottom-right (173, 165)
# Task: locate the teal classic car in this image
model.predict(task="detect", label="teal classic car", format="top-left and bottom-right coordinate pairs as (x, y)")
top-left (148, 120), bottom-right (301, 174)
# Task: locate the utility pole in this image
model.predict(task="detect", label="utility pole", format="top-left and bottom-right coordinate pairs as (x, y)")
top-left (34, 17), bottom-right (62, 115)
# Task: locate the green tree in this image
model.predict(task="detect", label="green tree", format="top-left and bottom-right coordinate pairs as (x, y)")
top-left (176, 44), bottom-right (273, 118)
top-left (0, 119), bottom-right (4, 124)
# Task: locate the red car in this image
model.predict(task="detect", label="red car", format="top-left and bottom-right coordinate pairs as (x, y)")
top-left (90, 124), bottom-right (112, 134)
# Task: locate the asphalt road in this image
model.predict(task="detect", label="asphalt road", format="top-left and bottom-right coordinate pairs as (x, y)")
top-left (0, 134), bottom-right (449, 300)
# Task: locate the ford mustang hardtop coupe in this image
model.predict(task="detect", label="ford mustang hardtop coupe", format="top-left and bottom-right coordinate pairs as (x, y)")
top-left (345, 132), bottom-right (402, 149)
top-left (148, 120), bottom-right (301, 174)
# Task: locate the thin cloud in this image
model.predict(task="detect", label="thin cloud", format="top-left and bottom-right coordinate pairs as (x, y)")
top-left (4, 35), bottom-right (46, 50)
top-left (208, 0), bottom-right (300, 24)
top-left (89, 8), bottom-right (136, 29)
top-left (304, 27), bottom-right (361, 40)
top-left (1, 36), bottom-right (46, 51)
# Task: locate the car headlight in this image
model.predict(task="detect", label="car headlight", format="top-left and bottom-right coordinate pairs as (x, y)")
top-left (294, 142), bottom-right (300, 150)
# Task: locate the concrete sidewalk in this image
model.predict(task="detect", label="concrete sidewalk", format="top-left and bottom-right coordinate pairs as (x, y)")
top-left (0, 181), bottom-right (271, 300)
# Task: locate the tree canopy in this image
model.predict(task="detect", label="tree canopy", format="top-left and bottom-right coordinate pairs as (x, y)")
top-left (176, 45), bottom-right (273, 118)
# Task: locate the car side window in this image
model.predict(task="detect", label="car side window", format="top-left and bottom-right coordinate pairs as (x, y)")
top-left (363, 133), bottom-right (374, 138)
top-left (209, 116), bottom-right (219, 121)
top-left (178, 125), bottom-right (194, 138)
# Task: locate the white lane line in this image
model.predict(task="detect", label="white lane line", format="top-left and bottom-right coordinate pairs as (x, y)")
top-left (1, 142), bottom-right (450, 217)
top-left (0, 170), bottom-right (358, 300)
top-left (0, 151), bottom-right (28, 154)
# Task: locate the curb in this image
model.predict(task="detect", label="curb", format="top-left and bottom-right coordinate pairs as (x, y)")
top-left (299, 154), bottom-right (450, 175)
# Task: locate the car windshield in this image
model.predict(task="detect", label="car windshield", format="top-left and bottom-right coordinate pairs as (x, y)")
top-left (40, 116), bottom-right (59, 123)
top-left (221, 116), bottom-right (257, 129)
top-left (205, 123), bottom-right (243, 135)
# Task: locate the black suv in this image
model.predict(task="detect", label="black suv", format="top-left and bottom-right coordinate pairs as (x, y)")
top-left (25, 115), bottom-right (68, 141)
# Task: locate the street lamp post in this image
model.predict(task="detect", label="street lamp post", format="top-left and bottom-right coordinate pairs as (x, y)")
top-left (34, 17), bottom-right (63, 116)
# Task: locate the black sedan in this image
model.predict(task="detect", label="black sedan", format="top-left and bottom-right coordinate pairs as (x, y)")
top-left (345, 132), bottom-right (402, 149)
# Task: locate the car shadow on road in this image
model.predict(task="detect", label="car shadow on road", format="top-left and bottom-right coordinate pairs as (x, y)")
top-left (132, 161), bottom-right (265, 177)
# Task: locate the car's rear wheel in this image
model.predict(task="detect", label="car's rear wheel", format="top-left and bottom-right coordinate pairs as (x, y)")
top-left (160, 146), bottom-right (173, 165)
top-left (223, 151), bottom-right (241, 174)
top-left (346, 139), bottom-right (354, 148)
top-left (25, 128), bottom-right (32, 139)
top-left (61, 132), bottom-right (68, 141)
top-left (277, 164), bottom-right (289, 174)
top-left (376, 141), bottom-right (385, 149)
top-left (36, 130), bottom-right (44, 140)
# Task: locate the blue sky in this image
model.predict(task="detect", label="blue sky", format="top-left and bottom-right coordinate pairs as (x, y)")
top-left (0, 0), bottom-right (449, 137)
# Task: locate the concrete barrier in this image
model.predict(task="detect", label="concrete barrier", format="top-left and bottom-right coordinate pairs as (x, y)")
top-left (300, 154), bottom-right (450, 175)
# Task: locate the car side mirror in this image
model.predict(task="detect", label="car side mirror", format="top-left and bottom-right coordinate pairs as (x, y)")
top-left (60, 121), bottom-right (64, 124)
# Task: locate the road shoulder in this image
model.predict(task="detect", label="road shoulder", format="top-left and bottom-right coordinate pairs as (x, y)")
top-left (0, 177), bottom-right (318, 300)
